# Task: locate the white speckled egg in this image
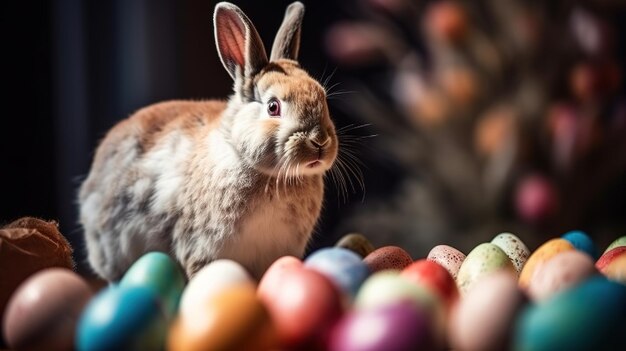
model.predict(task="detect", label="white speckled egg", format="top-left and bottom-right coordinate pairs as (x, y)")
top-left (427, 245), bottom-right (466, 280)
top-left (491, 232), bottom-right (530, 274)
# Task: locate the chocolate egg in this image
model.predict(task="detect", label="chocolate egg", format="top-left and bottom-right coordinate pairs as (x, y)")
top-left (2, 268), bottom-right (93, 351)
top-left (76, 285), bottom-right (167, 351)
top-left (304, 247), bottom-right (370, 298)
top-left (120, 251), bottom-right (186, 319)
top-left (335, 233), bottom-right (375, 258)
top-left (427, 245), bottom-right (466, 280)
top-left (527, 250), bottom-right (597, 302)
top-left (456, 243), bottom-right (516, 294)
top-left (401, 259), bottom-right (458, 308)
top-left (449, 271), bottom-right (526, 351)
top-left (179, 259), bottom-right (253, 318)
top-left (514, 276), bottom-right (626, 350)
top-left (257, 266), bottom-right (343, 348)
top-left (519, 238), bottom-right (575, 289)
top-left (329, 301), bottom-right (434, 351)
top-left (363, 246), bottom-right (413, 272)
top-left (604, 236), bottom-right (626, 254)
top-left (562, 230), bottom-right (598, 260)
top-left (491, 232), bottom-right (530, 273)
top-left (169, 285), bottom-right (277, 351)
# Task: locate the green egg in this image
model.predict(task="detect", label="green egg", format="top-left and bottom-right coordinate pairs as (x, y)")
top-left (514, 276), bottom-right (626, 351)
top-left (457, 243), bottom-right (516, 295)
top-left (120, 252), bottom-right (186, 319)
top-left (604, 236), bottom-right (626, 254)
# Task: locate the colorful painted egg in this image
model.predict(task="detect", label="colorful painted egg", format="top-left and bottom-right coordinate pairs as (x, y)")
top-left (456, 243), bottom-right (516, 294)
top-left (562, 230), bottom-right (598, 260)
top-left (304, 247), bottom-right (370, 298)
top-left (527, 250), bottom-right (597, 301)
top-left (179, 259), bottom-right (253, 318)
top-left (120, 251), bottom-right (186, 319)
top-left (401, 259), bottom-right (458, 308)
top-left (449, 271), bottom-right (527, 351)
top-left (604, 236), bottom-right (626, 254)
top-left (491, 232), bottom-right (530, 273)
top-left (596, 246), bottom-right (626, 272)
top-left (328, 301), bottom-right (433, 351)
top-left (363, 246), bottom-right (413, 272)
top-left (257, 266), bottom-right (343, 348)
top-left (2, 268), bottom-right (93, 351)
top-left (335, 233), bottom-right (376, 258)
top-left (427, 245), bottom-right (466, 280)
top-left (514, 276), bottom-right (626, 350)
top-left (169, 285), bottom-right (277, 351)
top-left (600, 254), bottom-right (626, 284)
top-left (76, 285), bottom-right (167, 351)
top-left (519, 238), bottom-right (575, 289)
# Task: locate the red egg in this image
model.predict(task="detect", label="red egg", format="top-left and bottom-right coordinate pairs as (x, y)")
top-left (257, 266), bottom-right (343, 348)
top-left (257, 256), bottom-right (303, 295)
top-left (363, 246), bottom-right (413, 272)
top-left (596, 247), bottom-right (626, 272)
top-left (401, 259), bottom-right (459, 308)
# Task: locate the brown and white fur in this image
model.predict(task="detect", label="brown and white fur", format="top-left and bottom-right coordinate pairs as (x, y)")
top-left (78, 2), bottom-right (338, 281)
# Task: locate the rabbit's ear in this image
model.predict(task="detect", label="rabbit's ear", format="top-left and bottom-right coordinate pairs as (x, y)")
top-left (270, 2), bottom-right (305, 61)
top-left (214, 2), bottom-right (268, 81)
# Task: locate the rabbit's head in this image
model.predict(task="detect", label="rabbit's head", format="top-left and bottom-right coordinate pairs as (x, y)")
top-left (214, 2), bottom-right (337, 177)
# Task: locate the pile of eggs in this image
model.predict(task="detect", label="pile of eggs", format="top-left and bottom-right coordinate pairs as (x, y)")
top-left (2, 232), bottom-right (626, 351)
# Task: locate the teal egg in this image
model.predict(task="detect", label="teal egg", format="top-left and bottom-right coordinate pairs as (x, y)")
top-left (76, 285), bottom-right (168, 351)
top-left (514, 276), bottom-right (626, 350)
top-left (304, 247), bottom-right (370, 298)
top-left (562, 231), bottom-right (599, 260)
top-left (120, 251), bottom-right (186, 319)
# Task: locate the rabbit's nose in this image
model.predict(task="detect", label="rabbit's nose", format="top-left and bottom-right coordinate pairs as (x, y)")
top-left (309, 136), bottom-right (331, 149)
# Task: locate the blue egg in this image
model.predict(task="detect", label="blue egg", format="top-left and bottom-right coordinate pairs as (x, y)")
top-left (514, 275), bottom-right (626, 351)
top-left (562, 230), bottom-right (599, 260)
top-left (76, 285), bottom-right (168, 351)
top-left (304, 247), bottom-right (370, 298)
top-left (120, 251), bottom-right (186, 319)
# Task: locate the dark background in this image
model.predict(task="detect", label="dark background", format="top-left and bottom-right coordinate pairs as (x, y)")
top-left (0, 0), bottom-right (366, 273)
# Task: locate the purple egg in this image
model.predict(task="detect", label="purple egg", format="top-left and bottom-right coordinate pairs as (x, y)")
top-left (328, 301), bottom-right (434, 351)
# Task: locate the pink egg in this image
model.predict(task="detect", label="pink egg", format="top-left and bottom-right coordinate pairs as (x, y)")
top-left (363, 246), bottom-right (413, 272)
top-left (514, 174), bottom-right (559, 224)
top-left (427, 245), bottom-right (466, 280)
top-left (448, 271), bottom-right (527, 351)
top-left (2, 268), bottom-right (93, 351)
top-left (527, 250), bottom-right (597, 301)
top-left (257, 266), bottom-right (343, 348)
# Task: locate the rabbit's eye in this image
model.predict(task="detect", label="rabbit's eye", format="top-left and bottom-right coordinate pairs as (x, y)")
top-left (268, 98), bottom-right (281, 117)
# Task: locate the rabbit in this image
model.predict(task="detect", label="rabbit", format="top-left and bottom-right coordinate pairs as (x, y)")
top-left (78, 1), bottom-right (338, 281)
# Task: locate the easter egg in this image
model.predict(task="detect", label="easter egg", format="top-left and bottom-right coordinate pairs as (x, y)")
top-left (354, 271), bottom-right (444, 345)
top-left (304, 247), bottom-right (370, 298)
top-left (600, 254), bottom-right (626, 284)
top-left (2, 268), bottom-right (93, 351)
top-left (596, 246), bottom-right (626, 272)
top-left (491, 232), bottom-right (530, 273)
top-left (169, 285), bottom-right (277, 351)
top-left (328, 301), bottom-right (434, 351)
top-left (257, 256), bottom-right (303, 299)
top-left (401, 259), bottom-right (458, 308)
top-left (426, 245), bottom-right (466, 280)
top-left (562, 230), bottom-right (599, 259)
top-left (514, 174), bottom-right (559, 224)
top-left (258, 266), bottom-right (343, 348)
top-left (449, 271), bottom-right (527, 351)
top-left (604, 236), bottom-right (626, 253)
top-left (335, 233), bottom-right (375, 258)
top-left (179, 259), bottom-right (253, 318)
top-left (363, 246), bottom-right (413, 272)
top-left (527, 250), bottom-right (597, 302)
top-left (514, 276), bottom-right (626, 350)
top-left (456, 243), bottom-right (516, 294)
top-left (120, 251), bottom-right (186, 319)
top-left (518, 238), bottom-right (575, 289)
top-left (76, 285), bottom-right (167, 351)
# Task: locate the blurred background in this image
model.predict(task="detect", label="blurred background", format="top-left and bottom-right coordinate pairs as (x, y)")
top-left (1, 0), bottom-right (625, 274)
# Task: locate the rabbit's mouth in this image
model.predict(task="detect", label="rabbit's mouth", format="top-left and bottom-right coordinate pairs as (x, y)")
top-left (306, 160), bottom-right (322, 168)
